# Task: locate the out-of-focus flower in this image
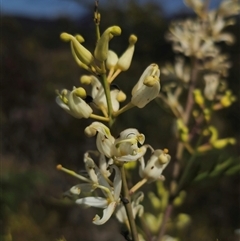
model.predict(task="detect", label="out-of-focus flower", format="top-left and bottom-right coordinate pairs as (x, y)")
top-left (166, 19), bottom-right (221, 58)
top-left (131, 64), bottom-right (160, 108)
top-left (203, 74), bottom-right (219, 100)
top-left (184, 0), bottom-right (205, 18)
top-left (217, 0), bottom-right (240, 17)
top-left (201, 54), bottom-right (231, 77)
top-left (162, 57), bottom-right (190, 84)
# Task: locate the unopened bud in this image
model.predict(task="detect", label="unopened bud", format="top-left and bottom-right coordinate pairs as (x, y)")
top-left (94, 26), bottom-right (121, 62)
top-left (80, 75), bottom-right (92, 85)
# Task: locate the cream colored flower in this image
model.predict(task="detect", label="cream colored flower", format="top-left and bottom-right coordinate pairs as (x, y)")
top-left (131, 64), bottom-right (160, 108)
top-left (85, 122), bottom-right (115, 158)
top-left (56, 87), bottom-right (93, 119)
top-left (203, 74), bottom-right (219, 100)
top-left (85, 122), bottom-right (147, 162)
top-left (75, 162), bottom-right (122, 225)
top-left (139, 149), bottom-right (171, 183)
top-left (114, 128), bottom-right (146, 162)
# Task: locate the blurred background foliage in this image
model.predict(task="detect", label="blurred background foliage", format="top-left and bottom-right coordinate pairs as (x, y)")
top-left (1, 1), bottom-right (240, 241)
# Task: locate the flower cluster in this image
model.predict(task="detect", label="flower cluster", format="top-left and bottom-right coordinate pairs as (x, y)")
top-left (57, 122), bottom-right (170, 225)
top-left (159, 0), bottom-right (238, 150)
top-left (56, 26), bottom-right (161, 123)
top-left (55, 1), bottom-right (238, 240)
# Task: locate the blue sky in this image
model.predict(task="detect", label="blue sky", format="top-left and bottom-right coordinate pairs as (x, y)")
top-left (2, 0), bottom-right (222, 19)
top-left (2, 0), bottom-right (187, 19)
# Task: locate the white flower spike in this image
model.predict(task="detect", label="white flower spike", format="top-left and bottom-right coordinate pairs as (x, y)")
top-left (131, 64), bottom-right (161, 108)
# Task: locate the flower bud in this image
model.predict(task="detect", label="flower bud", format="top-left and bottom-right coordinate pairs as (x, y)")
top-left (131, 64), bottom-right (160, 108)
top-left (116, 34), bottom-right (137, 71)
top-left (61, 32), bottom-right (94, 65)
top-left (94, 26), bottom-right (121, 61)
top-left (80, 75), bottom-right (93, 85)
top-left (106, 50), bottom-right (118, 70)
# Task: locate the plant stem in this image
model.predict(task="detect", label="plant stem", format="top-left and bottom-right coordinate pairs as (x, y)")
top-left (156, 204), bottom-right (173, 241)
top-left (100, 71), bottom-right (114, 126)
top-left (156, 57), bottom-right (199, 241)
top-left (120, 165), bottom-right (139, 241)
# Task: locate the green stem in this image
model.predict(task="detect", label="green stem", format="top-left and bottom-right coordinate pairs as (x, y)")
top-left (90, 113), bottom-right (109, 122)
top-left (114, 102), bottom-right (135, 117)
top-left (120, 165), bottom-right (139, 241)
top-left (100, 71), bottom-right (114, 126)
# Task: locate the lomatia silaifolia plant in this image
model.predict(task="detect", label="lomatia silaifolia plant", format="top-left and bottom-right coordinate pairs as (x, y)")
top-left (55, 0), bottom-right (239, 240)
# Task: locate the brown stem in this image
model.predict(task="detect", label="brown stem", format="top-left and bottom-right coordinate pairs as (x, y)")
top-left (156, 204), bottom-right (173, 241)
top-left (156, 58), bottom-right (199, 241)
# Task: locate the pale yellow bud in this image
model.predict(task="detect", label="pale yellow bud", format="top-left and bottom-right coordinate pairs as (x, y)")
top-left (61, 33), bottom-right (93, 65)
top-left (80, 75), bottom-right (92, 85)
top-left (60, 32), bottom-right (72, 41)
top-left (106, 50), bottom-right (118, 70)
top-left (75, 34), bottom-right (85, 43)
top-left (116, 34), bottom-right (137, 71)
top-left (94, 26), bottom-right (121, 61)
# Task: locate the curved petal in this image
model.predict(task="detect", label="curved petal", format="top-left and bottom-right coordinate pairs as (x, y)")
top-left (116, 145), bottom-right (147, 162)
top-left (76, 197), bottom-right (108, 208)
top-left (68, 91), bottom-right (93, 118)
top-left (115, 204), bottom-right (127, 223)
top-left (111, 165), bottom-right (122, 200)
top-left (92, 201), bottom-right (117, 225)
top-left (70, 183), bottom-right (95, 194)
top-left (131, 81), bottom-right (160, 108)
